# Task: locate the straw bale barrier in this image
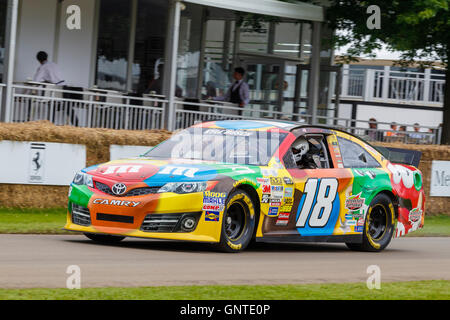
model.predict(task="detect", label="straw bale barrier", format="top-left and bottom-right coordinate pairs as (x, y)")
top-left (0, 121), bottom-right (171, 208)
top-left (0, 121), bottom-right (448, 215)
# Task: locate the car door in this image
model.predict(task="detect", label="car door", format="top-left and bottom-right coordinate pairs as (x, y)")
top-left (282, 133), bottom-right (355, 237)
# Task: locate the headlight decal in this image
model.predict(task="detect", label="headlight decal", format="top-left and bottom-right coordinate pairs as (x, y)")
top-left (158, 182), bottom-right (208, 194)
top-left (73, 171), bottom-right (94, 188)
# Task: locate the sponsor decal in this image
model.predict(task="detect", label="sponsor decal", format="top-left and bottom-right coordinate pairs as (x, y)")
top-left (270, 199), bottom-right (281, 207)
top-left (357, 217), bottom-right (365, 226)
top-left (202, 204), bottom-right (223, 211)
top-left (283, 177), bottom-right (294, 185)
top-left (257, 178), bottom-right (271, 194)
top-left (409, 208), bottom-right (422, 223)
top-left (261, 194), bottom-right (270, 203)
top-left (337, 163), bottom-right (344, 169)
top-left (275, 213), bottom-right (289, 226)
top-left (268, 207), bottom-right (279, 216)
top-left (345, 193), bottom-right (365, 211)
top-left (204, 128), bottom-right (252, 137)
top-left (284, 187), bottom-right (293, 198)
top-left (93, 198), bottom-right (141, 207)
top-left (276, 212), bottom-right (290, 225)
top-left (205, 211), bottom-right (220, 222)
top-left (345, 214), bottom-right (353, 220)
top-left (284, 198), bottom-right (293, 205)
top-left (271, 185), bottom-right (284, 199)
top-left (280, 204), bottom-right (292, 212)
top-left (203, 191), bottom-right (227, 212)
top-left (270, 177), bottom-right (283, 185)
top-left (355, 226), bottom-right (364, 232)
top-left (346, 220), bottom-right (357, 226)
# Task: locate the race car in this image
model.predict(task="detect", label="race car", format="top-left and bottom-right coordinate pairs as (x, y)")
top-left (64, 120), bottom-right (425, 252)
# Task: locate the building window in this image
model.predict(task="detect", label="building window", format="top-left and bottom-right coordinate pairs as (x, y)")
top-left (0, 0), bottom-right (7, 83)
top-left (133, 0), bottom-right (168, 94)
top-left (95, 0), bottom-right (132, 91)
top-left (177, 3), bottom-right (204, 98)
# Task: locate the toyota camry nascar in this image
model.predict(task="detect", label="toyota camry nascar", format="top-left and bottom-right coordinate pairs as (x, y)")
top-left (65, 120), bottom-right (425, 252)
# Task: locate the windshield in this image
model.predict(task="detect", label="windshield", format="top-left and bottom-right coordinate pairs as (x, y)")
top-left (143, 127), bottom-right (288, 166)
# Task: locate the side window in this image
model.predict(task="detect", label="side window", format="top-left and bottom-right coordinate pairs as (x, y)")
top-left (283, 149), bottom-right (297, 169)
top-left (337, 137), bottom-right (381, 168)
top-left (289, 135), bottom-right (332, 169)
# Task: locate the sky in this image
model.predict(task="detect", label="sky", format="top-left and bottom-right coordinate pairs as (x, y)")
top-left (336, 44), bottom-right (403, 60)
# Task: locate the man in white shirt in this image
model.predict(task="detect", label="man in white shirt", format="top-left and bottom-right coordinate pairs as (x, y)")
top-left (33, 51), bottom-right (65, 85)
top-left (214, 67), bottom-right (250, 115)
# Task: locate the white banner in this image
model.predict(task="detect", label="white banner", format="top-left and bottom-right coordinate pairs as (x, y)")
top-left (110, 145), bottom-right (153, 161)
top-left (0, 141), bottom-right (86, 186)
top-left (430, 161), bottom-right (450, 197)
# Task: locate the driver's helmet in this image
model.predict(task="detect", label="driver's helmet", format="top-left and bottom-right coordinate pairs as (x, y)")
top-left (292, 137), bottom-right (309, 162)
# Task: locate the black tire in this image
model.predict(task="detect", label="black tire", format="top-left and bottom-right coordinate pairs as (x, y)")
top-left (346, 193), bottom-right (395, 252)
top-left (84, 233), bottom-right (126, 244)
top-left (216, 189), bottom-right (257, 253)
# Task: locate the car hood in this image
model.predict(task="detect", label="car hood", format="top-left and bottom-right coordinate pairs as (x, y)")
top-left (83, 158), bottom-right (260, 186)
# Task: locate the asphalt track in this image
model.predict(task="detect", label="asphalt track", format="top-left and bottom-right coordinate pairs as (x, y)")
top-left (0, 235), bottom-right (449, 288)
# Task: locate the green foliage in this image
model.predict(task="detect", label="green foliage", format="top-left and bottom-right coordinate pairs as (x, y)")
top-left (325, 0), bottom-right (450, 67)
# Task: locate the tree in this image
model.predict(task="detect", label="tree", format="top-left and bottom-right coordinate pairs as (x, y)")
top-left (324, 0), bottom-right (449, 144)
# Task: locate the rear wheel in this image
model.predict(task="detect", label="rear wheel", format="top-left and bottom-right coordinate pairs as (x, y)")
top-left (84, 233), bottom-right (126, 244)
top-left (346, 193), bottom-right (395, 252)
top-left (217, 190), bottom-right (256, 253)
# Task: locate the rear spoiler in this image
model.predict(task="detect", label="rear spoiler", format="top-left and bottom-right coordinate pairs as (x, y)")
top-left (375, 147), bottom-right (422, 168)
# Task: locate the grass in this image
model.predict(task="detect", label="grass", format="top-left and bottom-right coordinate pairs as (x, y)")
top-left (0, 281), bottom-right (449, 300)
top-left (405, 215), bottom-right (450, 237)
top-left (0, 208), bottom-right (449, 236)
top-left (0, 208), bottom-right (71, 234)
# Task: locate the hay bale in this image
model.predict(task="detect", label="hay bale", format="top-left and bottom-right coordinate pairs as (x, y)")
top-left (0, 122), bottom-right (171, 208)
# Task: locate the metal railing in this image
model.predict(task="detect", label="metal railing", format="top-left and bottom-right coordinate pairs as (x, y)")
top-left (174, 100), bottom-right (312, 130)
top-left (10, 84), bottom-right (166, 130)
top-left (174, 100), bottom-right (440, 144)
top-left (2, 83), bottom-right (441, 144)
top-left (342, 67), bottom-right (445, 105)
top-left (0, 84), bottom-right (5, 119)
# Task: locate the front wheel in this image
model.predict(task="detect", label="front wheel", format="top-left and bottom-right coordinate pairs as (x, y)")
top-left (84, 233), bottom-right (126, 244)
top-left (216, 190), bottom-right (256, 253)
top-left (346, 193), bottom-right (395, 252)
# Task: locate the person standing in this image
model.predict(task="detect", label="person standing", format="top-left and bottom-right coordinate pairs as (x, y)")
top-left (214, 67), bottom-right (250, 115)
top-left (33, 51), bottom-right (65, 85)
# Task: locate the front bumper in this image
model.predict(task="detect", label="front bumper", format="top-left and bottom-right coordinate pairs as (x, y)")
top-left (64, 184), bottom-right (222, 243)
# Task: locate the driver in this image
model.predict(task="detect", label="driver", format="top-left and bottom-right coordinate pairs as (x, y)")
top-left (292, 137), bottom-right (321, 169)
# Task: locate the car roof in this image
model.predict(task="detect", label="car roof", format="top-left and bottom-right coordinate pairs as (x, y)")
top-left (200, 120), bottom-right (300, 131)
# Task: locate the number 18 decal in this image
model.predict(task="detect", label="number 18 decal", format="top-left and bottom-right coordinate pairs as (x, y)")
top-left (296, 178), bottom-right (338, 228)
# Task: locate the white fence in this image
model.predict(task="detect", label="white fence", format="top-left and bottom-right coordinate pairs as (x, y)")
top-left (342, 67), bottom-right (445, 105)
top-left (0, 83), bottom-right (442, 144)
top-left (10, 84), bottom-right (166, 130)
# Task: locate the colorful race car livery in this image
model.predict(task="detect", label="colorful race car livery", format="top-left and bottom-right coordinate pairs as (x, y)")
top-left (64, 120), bottom-right (425, 252)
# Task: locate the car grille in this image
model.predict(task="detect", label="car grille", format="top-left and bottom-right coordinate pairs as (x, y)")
top-left (95, 181), bottom-right (160, 197)
top-left (97, 213), bottom-right (134, 224)
top-left (72, 204), bottom-right (91, 226)
top-left (141, 213), bottom-right (201, 233)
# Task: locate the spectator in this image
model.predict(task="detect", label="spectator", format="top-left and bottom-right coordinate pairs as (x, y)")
top-left (409, 123), bottom-right (424, 141)
top-left (214, 67), bottom-right (250, 115)
top-left (385, 122), bottom-right (398, 141)
top-left (33, 51), bottom-right (65, 85)
top-left (147, 63), bottom-right (182, 97)
top-left (366, 118), bottom-right (383, 142)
